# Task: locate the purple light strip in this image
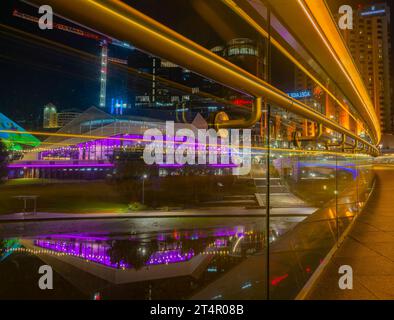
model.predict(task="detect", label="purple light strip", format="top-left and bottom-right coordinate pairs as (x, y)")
top-left (158, 163), bottom-right (238, 168)
top-left (209, 164), bottom-right (238, 168)
top-left (8, 163), bottom-right (238, 169)
top-left (38, 133), bottom-right (235, 153)
top-left (37, 234), bottom-right (110, 241)
top-left (8, 163), bottom-right (114, 169)
top-left (158, 164), bottom-right (184, 168)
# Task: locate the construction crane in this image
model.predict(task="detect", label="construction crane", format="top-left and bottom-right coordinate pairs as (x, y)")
top-left (12, 9), bottom-right (134, 111)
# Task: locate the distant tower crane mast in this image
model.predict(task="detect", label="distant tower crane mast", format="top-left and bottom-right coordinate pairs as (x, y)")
top-left (12, 9), bottom-right (134, 109)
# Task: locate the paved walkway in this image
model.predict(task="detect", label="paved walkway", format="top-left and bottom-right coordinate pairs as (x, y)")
top-left (308, 166), bottom-right (394, 299)
top-left (0, 207), bottom-right (316, 223)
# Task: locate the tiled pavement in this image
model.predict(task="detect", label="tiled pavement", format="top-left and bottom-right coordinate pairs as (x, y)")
top-left (308, 166), bottom-right (394, 299)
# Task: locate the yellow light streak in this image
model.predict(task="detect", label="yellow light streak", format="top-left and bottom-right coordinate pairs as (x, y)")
top-left (221, 0), bottom-right (363, 128)
top-left (84, 0), bottom-right (380, 152)
top-left (25, 0), bottom-right (379, 154)
top-left (0, 129), bottom-right (371, 158)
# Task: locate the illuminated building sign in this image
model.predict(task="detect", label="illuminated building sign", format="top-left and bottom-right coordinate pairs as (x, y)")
top-left (360, 9), bottom-right (385, 16)
top-left (286, 90), bottom-right (312, 99)
top-left (110, 98), bottom-right (128, 115)
top-left (360, 6), bottom-right (386, 16)
top-left (232, 99), bottom-right (253, 106)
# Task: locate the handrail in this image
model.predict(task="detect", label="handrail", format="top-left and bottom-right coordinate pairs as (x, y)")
top-left (215, 97), bottom-right (263, 129)
top-left (299, 123), bottom-right (323, 141)
top-left (221, 0), bottom-right (366, 138)
top-left (249, 0), bottom-right (380, 144)
top-left (344, 139), bottom-right (358, 152)
top-left (293, 123), bottom-right (323, 148)
top-left (355, 143), bottom-right (366, 153)
top-left (325, 133), bottom-right (345, 149)
top-left (29, 0), bottom-right (379, 155)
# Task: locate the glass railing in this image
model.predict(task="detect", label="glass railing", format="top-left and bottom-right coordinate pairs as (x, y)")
top-left (0, 0), bottom-right (378, 300)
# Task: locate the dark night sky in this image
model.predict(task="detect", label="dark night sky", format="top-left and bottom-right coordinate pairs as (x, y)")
top-left (0, 0), bottom-right (240, 127)
top-left (0, 0), bottom-right (393, 128)
top-left (0, 1), bottom-right (101, 127)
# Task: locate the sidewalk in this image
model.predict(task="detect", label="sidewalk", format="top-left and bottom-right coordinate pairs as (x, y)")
top-left (0, 206), bottom-right (316, 223)
top-left (307, 166), bottom-right (394, 299)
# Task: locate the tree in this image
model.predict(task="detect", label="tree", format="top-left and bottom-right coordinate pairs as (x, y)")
top-left (113, 157), bottom-right (152, 202)
top-left (107, 240), bottom-right (158, 270)
top-left (0, 139), bottom-right (9, 183)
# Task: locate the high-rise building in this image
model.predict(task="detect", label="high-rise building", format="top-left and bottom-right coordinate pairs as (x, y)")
top-left (210, 38), bottom-right (266, 107)
top-left (341, 3), bottom-right (392, 133)
top-left (128, 51), bottom-right (218, 112)
top-left (224, 38), bottom-right (266, 79)
top-left (43, 103), bottom-right (58, 129)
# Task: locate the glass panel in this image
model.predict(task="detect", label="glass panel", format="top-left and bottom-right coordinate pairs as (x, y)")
top-left (0, 0), bottom-right (380, 301)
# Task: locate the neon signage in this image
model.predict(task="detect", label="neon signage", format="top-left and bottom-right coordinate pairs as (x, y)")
top-left (360, 8), bottom-right (385, 16)
top-left (286, 90), bottom-right (312, 99)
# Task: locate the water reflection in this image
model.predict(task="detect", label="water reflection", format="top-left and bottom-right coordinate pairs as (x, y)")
top-left (28, 227), bottom-right (261, 269)
top-left (0, 159), bottom-right (375, 299)
top-left (0, 219), bottom-right (300, 299)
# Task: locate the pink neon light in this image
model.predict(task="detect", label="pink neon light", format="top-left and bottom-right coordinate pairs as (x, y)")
top-left (8, 163), bottom-right (114, 169)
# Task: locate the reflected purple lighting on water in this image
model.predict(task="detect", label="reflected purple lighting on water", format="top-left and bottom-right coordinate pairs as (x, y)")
top-left (214, 239), bottom-right (228, 247)
top-left (146, 249), bottom-right (194, 265)
top-left (34, 239), bottom-right (128, 269)
top-left (34, 238), bottom-right (195, 269)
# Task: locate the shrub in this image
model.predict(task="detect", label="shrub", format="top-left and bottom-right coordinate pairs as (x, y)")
top-left (128, 202), bottom-right (148, 212)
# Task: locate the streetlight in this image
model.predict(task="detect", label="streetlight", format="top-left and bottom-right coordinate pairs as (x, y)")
top-left (142, 174), bottom-right (147, 205)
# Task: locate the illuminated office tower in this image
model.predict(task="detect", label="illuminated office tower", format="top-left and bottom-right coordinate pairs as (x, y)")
top-left (210, 38), bottom-right (266, 103)
top-left (43, 103), bottom-right (58, 129)
top-left (224, 38), bottom-right (266, 79)
top-left (341, 3), bottom-right (392, 133)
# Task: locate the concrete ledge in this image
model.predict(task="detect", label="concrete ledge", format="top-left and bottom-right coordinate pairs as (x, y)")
top-left (0, 207), bottom-right (317, 223)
